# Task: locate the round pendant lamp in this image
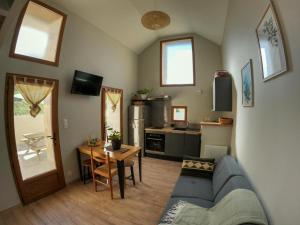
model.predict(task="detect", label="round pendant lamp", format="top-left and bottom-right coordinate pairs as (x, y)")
top-left (141, 11), bottom-right (170, 30)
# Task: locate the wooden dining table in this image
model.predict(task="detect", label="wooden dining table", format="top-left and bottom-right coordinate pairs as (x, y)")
top-left (77, 143), bottom-right (142, 199)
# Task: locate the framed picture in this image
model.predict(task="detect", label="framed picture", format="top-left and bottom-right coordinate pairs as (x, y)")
top-left (256, 3), bottom-right (287, 81)
top-left (241, 60), bottom-right (254, 107)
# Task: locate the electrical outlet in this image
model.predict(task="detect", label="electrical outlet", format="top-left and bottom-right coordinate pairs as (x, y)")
top-left (63, 118), bottom-right (68, 129)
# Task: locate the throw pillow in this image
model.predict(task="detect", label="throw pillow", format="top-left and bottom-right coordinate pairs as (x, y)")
top-left (181, 157), bottom-right (215, 178)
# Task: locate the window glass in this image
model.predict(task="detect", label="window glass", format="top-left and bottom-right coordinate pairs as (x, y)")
top-left (161, 38), bottom-right (195, 86)
top-left (11, 1), bottom-right (66, 65)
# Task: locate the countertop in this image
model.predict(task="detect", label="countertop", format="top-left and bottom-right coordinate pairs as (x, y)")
top-left (200, 121), bottom-right (233, 127)
top-left (144, 127), bottom-right (201, 135)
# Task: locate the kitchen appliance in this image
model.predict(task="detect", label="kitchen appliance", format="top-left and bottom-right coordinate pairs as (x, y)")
top-left (150, 96), bottom-right (171, 128)
top-left (145, 133), bottom-right (165, 154)
top-left (128, 105), bottom-right (151, 152)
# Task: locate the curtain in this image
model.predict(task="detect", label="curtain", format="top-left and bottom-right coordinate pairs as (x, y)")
top-left (14, 76), bottom-right (54, 118)
top-left (106, 90), bottom-right (121, 112)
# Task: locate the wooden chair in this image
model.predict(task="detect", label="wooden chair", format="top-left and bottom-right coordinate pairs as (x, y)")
top-left (124, 158), bottom-right (135, 186)
top-left (90, 150), bottom-right (117, 199)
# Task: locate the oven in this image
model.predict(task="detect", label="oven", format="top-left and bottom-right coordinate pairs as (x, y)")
top-left (145, 133), bottom-right (165, 153)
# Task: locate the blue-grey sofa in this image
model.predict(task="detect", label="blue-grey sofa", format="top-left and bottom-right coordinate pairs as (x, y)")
top-left (160, 155), bottom-right (263, 225)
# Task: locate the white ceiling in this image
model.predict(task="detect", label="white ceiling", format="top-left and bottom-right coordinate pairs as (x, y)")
top-left (53, 0), bottom-right (229, 54)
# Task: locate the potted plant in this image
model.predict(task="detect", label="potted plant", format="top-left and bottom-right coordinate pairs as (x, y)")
top-left (137, 88), bottom-right (152, 100)
top-left (107, 127), bottom-right (121, 150)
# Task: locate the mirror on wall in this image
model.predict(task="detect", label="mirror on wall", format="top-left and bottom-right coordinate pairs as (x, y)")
top-left (172, 106), bottom-right (187, 122)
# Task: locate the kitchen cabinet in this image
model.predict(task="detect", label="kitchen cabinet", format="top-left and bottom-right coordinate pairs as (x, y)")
top-left (213, 76), bottom-right (232, 111)
top-left (165, 133), bottom-right (185, 157)
top-left (165, 133), bottom-right (201, 158)
top-left (184, 133), bottom-right (201, 157)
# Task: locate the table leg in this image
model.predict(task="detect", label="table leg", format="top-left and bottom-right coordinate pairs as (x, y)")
top-left (77, 148), bottom-right (83, 181)
top-left (117, 160), bottom-right (125, 199)
top-left (138, 149), bottom-right (142, 182)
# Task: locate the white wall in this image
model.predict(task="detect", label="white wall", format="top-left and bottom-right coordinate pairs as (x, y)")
top-left (222, 0), bottom-right (300, 224)
top-left (0, 0), bottom-right (137, 211)
top-left (138, 34), bottom-right (222, 123)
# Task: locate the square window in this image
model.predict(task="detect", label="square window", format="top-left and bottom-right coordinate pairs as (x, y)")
top-left (10, 0), bottom-right (66, 66)
top-left (161, 37), bottom-right (195, 86)
top-left (172, 106), bottom-right (188, 122)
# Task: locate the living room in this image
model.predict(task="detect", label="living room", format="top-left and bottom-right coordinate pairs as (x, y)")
top-left (0, 0), bottom-right (299, 225)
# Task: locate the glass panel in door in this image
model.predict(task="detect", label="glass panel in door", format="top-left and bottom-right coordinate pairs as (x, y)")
top-left (14, 88), bottom-right (56, 180)
top-left (102, 87), bottom-right (123, 141)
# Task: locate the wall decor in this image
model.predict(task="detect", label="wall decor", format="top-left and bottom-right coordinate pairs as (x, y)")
top-left (256, 3), bottom-right (287, 81)
top-left (241, 60), bottom-right (254, 107)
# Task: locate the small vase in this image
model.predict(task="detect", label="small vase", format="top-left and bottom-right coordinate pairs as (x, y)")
top-left (111, 139), bottom-right (121, 150)
top-left (140, 94), bottom-right (148, 100)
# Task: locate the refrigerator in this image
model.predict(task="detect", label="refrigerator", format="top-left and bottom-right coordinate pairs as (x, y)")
top-left (128, 105), bottom-right (151, 153)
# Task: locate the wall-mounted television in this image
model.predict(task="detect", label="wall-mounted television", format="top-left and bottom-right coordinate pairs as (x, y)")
top-left (71, 70), bottom-right (103, 96)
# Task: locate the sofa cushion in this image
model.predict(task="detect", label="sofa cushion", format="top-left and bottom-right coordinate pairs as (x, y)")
top-left (171, 176), bottom-right (213, 201)
top-left (212, 156), bottom-right (244, 198)
top-left (214, 175), bottom-right (252, 203)
top-left (181, 159), bottom-right (215, 178)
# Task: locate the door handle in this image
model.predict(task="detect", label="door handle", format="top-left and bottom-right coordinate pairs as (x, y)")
top-left (47, 133), bottom-right (57, 141)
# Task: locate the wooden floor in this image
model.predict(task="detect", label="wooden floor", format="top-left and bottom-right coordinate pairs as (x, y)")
top-left (0, 157), bottom-right (181, 225)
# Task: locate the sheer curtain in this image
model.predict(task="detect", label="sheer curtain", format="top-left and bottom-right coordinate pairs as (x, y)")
top-left (102, 87), bottom-right (123, 141)
top-left (106, 91), bottom-right (121, 112)
top-left (14, 76), bottom-right (54, 117)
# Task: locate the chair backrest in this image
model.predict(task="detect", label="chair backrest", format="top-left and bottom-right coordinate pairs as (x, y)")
top-left (90, 148), bottom-right (113, 179)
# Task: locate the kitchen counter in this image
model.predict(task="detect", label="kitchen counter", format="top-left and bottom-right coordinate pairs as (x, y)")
top-left (145, 127), bottom-right (201, 135)
top-left (200, 121), bottom-right (233, 127)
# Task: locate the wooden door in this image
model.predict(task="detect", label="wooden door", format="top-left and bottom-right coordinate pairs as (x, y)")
top-left (5, 73), bottom-right (65, 204)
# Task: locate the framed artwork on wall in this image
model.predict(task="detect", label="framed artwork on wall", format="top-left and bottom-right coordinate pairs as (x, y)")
top-left (256, 3), bottom-right (287, 81)
top-left (241, 60), bottom-right (254, 107)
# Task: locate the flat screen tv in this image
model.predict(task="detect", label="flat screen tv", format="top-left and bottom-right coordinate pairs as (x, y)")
top-left (71, 70), bottom-right (103, 96)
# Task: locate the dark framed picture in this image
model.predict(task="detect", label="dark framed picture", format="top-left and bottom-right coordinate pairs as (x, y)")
top-left (241, 60), bottom-right (254, 107)
top-left (256, 3), bottom-right (287, 81)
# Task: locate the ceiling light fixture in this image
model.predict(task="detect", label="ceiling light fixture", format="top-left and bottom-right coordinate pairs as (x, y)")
top-left (141, 10), bottom-right (170, 30)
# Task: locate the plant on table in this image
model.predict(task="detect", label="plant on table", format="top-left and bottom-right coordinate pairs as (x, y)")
top-left (107, 127), bottom-right (121, 150)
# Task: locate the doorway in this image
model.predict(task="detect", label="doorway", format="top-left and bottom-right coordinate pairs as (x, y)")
top-left (101, 86), bottom-right (123, 141)
top-left (5, 73), bottom-right (65, 204)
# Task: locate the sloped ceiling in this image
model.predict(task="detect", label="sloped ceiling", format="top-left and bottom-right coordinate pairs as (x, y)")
top-left (53, 0), bottom-right (229, 54)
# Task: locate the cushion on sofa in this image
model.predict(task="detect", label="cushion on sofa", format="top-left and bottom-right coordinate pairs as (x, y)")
top-left (214, 175), bottom-right (252, 203)
top-left (171, 176), bottom-right (213, 201)
top-left (181, 159), bottom-right (215, 178)
top-left (212, 156), bottom-right (244, 198)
